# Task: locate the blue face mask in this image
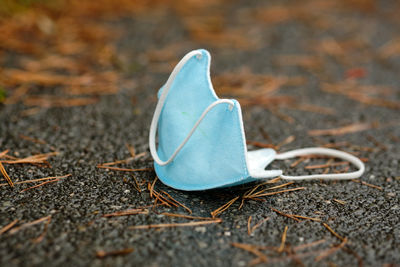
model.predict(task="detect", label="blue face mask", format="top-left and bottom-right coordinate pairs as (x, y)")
top-left (149, 49), bottom-right (365, 191)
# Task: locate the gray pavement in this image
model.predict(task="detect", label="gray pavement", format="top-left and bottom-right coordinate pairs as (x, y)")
top-left (0, 1), bottom-right (399, 266)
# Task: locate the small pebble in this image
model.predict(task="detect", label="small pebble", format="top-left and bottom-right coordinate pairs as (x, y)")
top-left (195, 227), bottom-right (206, 233)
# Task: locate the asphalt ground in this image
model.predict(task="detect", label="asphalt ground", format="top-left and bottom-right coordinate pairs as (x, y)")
top-left (0, 0), bottom-right (399, 266)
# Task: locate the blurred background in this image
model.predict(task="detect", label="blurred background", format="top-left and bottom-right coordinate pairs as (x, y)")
top-left (1, 0), bottom-right (399, 115)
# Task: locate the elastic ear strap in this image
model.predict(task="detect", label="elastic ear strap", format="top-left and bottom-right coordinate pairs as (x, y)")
top-left (149, 50), bottom-right (234, 166)
top-left (275, 147), bottom-right (365, 180)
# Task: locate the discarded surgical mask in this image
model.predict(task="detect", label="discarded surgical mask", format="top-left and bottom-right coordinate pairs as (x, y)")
top-left (149, 49), bottom-right (365, 191)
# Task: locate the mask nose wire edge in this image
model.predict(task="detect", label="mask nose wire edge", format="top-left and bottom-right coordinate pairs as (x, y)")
top-left (149, 50), bottom-right (235, 166)
top-left (274, 147), bottom-right (365, 180)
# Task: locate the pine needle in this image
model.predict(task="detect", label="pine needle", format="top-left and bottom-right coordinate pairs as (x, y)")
top-left (315, 238), bottom-right (348, 262)
top-left (32, 216), bottom-right (51, 243)
top-left (160, 190), bottom-right (192, 214)
top-left (248, 216), bottom-right (270, 235)
top-left (1, 152), bottom-right (58, 165)
top-left (149, 177), bottom-right (158, 198)
top-left (20, 179), bottom-right (59, 192)
top-left (129, 219), bottom-right (222, 229)
top-left (246, 187), bottom-right (306, 198)
top-left (267, 177), bottom-right (282, 184)
top-left (249, 182), bottom-right (295, 197)
top-left (278, 226), bottom-right (288, 253)
top-left (246, 141), bottom-right (277, 149)
top-left (322, 223), bottom-right (345, 241)
top-left (305, 161), bottom-right (349, 169)
top-left (102, 209), bottom-right (149, 217)
top-left (276, 135), bottom-right (295, 149)
top-left (271, 208), bottom-right (321, 222)
top-left (126, 144), bottom-right (136, 157)
top-left (333, 199), bottom-right (347, 205)
top-left (271, 208), bottom-right (301, 222)
top-left (97, 166), bottom-right (153, 172)
top-left (161, 213), bottom-right (214, 220)
top-left (131, 175), bottom-right (142, 193)
top-left (0, 174), bottom-right (71, 187)
top-left (0, 162), bottom-right (14, 187)
top-left (151, 190), bottom-right (173, 207)
top-left (9, 215), bottom-right (51, 234)
top-left (247, 216), bottom-right (252, 235)
top-left (290, 214), bottom-right (321, 222)
top-left (0, 219), bottom-right (18, 235)
top-left (211, 196), bottom-right (239, 218)
top-left (96, 248), bottom-right (134, 258)
top-left (231, 243), bottom-right (268, 263)
top-left (19, 135), bottom-right (47, 144)
top-left (308, 123), bottom-right (374, 136)
top-left (98, 152), bottom-right (146, 166)
top-left (0, 150), bottom-right (9, 158)
top-left (290, 157), bottom-right (306, 167)
top-left (351, 179), bottom-right (383, 190)
top-left (293, 239), bottom-right (326, 252)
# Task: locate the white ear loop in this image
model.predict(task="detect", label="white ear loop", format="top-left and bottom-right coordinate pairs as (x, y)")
top-left (275, 147), bottom-right (365, 180)
top-left (149, 50), bottom-right (234, 166)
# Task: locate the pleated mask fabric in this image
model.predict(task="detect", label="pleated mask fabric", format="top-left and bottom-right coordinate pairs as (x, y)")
top-left (149, 49), bottom-right (365, 191)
